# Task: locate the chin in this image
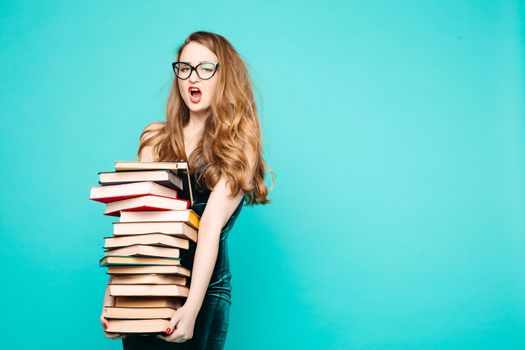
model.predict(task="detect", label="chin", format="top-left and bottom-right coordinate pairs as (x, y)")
top-left (188, 103), bottom-right (210, 113)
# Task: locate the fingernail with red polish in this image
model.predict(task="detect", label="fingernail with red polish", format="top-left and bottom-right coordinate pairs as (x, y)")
top-left (166, 327), bottom-right (171, 334)
top-left (104, 323), bottom-right (108, 330)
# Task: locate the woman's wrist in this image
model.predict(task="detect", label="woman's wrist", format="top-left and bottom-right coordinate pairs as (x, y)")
top-left (183, 299), bottom-right (203, 316)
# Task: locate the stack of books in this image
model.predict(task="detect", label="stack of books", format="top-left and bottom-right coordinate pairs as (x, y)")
top-left (90, 160), bottom-right (199, 334)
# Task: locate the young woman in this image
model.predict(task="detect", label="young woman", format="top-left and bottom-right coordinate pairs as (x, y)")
top-left (99, 31), bottom-right (273, 349)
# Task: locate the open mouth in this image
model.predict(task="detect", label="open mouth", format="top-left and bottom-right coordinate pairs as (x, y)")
top-left (189, 87), bottom-right (202, 103)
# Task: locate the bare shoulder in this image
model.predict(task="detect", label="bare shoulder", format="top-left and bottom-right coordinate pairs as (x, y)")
top-left (139, 121), bottom-right (165, 161)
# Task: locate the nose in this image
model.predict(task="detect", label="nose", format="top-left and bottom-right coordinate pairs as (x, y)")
top-left (189, 68), bottom-right (200, 83)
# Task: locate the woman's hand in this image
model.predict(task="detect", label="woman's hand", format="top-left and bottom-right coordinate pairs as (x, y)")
top-left (100, 308), bottom-right (127, 340)
top-left (100, 280), bottom-right (126, 340)
top-left (157, 305), bottom-right (198, 343)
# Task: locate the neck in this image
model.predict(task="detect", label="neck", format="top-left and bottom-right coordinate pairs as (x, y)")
top-left (187, 109), bottom-right (209, 131)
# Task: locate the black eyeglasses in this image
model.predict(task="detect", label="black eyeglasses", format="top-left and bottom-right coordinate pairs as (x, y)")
top-left (171, 61), bottom-right (220, 80)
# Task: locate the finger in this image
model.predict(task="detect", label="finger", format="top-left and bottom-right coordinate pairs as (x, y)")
top-left (167, 314), bottom-right (180, 335)
top-left (105, 333), bottom-right (120, 339)
top-left (157, 332), bottom-right (177, 342)
top-left (106, 332), bottom-right (126, 339)
top-left (101, 317), bottom-right (109, 331)
top-left (104, 330), bottom-right (119, 338)
top-left (159, 319), bottom-right (179, 340)
top-left (157, 334), bottom-right (170, 342)
top-left (168, 329), bottom-right (185, 342)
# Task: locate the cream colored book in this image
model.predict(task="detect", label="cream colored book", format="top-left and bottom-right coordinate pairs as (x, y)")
top-left (115, 296), bottom-right (183, 308)
top-left (104, 244), bottom-right (181, 259)
top-left (109, 284), bottom-right (189, 297)
top-left (99, 256), bottom-right (181, 267)
top-left (107, 265), bottom-right (191, 277)
top-left (120, 209), bottom-right (200, 229)
top-left (110, 274), bottom-right (187, 285)
top-left (104, 306), bottom-right (177, 319)
top-left (106, 318), bottom-right (170, 333)
top-left (114, 161), bottom-right (188, 171)
top-left (113, 221), bottom-right (197, 243)
top-left (103, 233), bottom-right (190, 250)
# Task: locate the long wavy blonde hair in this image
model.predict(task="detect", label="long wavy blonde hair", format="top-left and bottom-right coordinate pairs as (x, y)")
top-left (137, 31), bottom-right (274, 205)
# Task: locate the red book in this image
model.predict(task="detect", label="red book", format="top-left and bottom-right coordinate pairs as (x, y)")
top-left (104, 195), bottom-right (190, 217)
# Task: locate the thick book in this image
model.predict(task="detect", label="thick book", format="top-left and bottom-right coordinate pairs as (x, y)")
top-left (110, 274), bottom-right (187, 285)
top-left (115, 296), bottom-right (184, 308)
top-left (89, 181), bottom-right (178, 203)
top-left (113, 221), bottom-right (197, 243)
top-left (99, 256), bottom-right (181, 267)
top-left (120, 209), bottom-right (200, 229)
top-left (109, 284), bottom-right (189, 297)
top-left (98, 170), bottom-right (184, 193)
top-left (104, 195), bottom-right (190, 217)
top-left (103, 233), bottom-right (190, 250)
top-left (104, 244), bottom-right (181, 259)
top-left (106, 318), bottom-right (170, 333)
top-left (104, 306), bottom-right (177, 319)
top-left (107, 265), bottom-right (191, 277)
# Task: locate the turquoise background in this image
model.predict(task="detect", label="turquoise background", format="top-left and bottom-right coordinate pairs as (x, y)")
top-left (1, 1), bottom-right (524, 349)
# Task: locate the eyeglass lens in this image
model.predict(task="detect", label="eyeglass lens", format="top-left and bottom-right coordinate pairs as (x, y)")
top-left (173, 62), bottom-right (217, 80)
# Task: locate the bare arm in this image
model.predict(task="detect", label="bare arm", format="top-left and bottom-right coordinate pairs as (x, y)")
top-left (159, 144), bottom-right (257, 341)
top-left (185, 145), bottom-right (257, 313)
top-left (183, 177), bottom-right (245, 313)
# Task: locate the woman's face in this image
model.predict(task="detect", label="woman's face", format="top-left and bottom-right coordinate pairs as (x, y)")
top-left (177, 42), bottom-right (220, 115)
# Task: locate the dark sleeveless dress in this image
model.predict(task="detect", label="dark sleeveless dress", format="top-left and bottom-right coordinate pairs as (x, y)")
top-left (122, 173), bottom-right (245, 350)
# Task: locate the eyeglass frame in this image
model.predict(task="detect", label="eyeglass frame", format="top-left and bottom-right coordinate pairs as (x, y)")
top-left (171, 61), bottom-right (220, 80)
